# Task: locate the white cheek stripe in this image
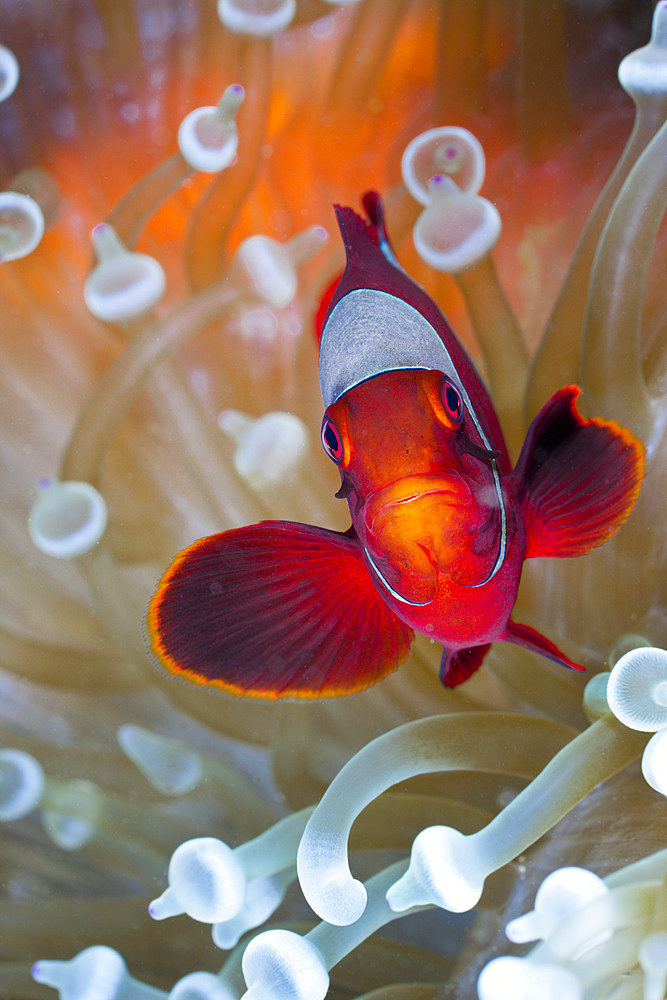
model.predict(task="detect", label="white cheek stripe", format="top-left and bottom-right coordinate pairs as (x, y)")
top-left (321, 288), bottom-right (507, 585)
top-left (363, 546), bottom-right (432, 607)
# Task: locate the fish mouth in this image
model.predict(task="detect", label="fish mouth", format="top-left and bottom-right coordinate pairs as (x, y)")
top-left (363, 473), bottom-right (472, 537)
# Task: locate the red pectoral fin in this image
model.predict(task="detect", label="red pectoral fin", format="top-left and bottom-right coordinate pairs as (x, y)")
top-left (147, 521), bottom-right (414, 700)
top-left (513, 385), bottom-right (645, 558)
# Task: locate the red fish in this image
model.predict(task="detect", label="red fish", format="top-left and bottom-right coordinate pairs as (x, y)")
top-left (147, 191), bottom-right (644, 697)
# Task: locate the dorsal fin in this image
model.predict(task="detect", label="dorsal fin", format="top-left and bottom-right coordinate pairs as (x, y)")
top-left (334, 203), bottom-right (379, 258)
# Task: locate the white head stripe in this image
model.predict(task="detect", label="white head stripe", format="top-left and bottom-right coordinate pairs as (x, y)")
top-left (319, 286), bottom-right (508, 585)
top-left (319, 288), bottom-right (460, 407)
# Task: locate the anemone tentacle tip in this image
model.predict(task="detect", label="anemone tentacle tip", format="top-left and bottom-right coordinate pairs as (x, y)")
top-left (85, 227), bottom-right (166, 322)
top-left (157, 837), bottom-right (247, 924)
top-left (618, 0), bottom-right (667, 97)
top-left (0, 44), bottom-right (19, 102)
top-left (641, 728), bottom-right (667, 796)
top-left (234, 235), bottom-right (298, 308)
top-left (28, 480), bottom-right (108, 558)
top-left (170, 971), bottom-right (238, 1000)
top-left (0, 748), bottom-right (45, 821)
top-left (231, 411), bottom-right (309, 490)
top-left (217, 0), bottom-right (295, 37)
top-left (582, 672), bottom-right (611, 722)
top-left (478, 956), bottom-right (583, 1000)
top-left (413, 185), bottom-right (501, 274)
top-left (178, 94), bottom-right (241, 173)
top-left (0, 190), bottom-right (44, 260)
top-left (607, 647), bottom-right (667, 731)
top-left (402, 126), bottom-right (486, 205)
top-left (387, 826), bottom-right (483, 913)
top-left (241, 929), bottom-right (329, 1000)
top-left (30, 946), bottom-right (128, 995)
top-left (117, 724), bottom-right (203, 796)
top-left (506, 866), bottom-right (608, 945)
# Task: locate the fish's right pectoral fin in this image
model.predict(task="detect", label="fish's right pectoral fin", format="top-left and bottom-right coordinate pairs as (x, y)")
top-left (146, 520), bottom-right (414, 700)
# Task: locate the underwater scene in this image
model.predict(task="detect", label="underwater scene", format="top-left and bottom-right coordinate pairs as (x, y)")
top-left (0, 1), bottom-right (666, 998)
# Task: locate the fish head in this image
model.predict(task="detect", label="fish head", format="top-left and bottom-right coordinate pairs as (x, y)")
top-left (321, 369), bottom-right (506, 605)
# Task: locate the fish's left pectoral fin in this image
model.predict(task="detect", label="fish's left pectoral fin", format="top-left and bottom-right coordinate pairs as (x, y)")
top-left (147, 520), bottom-right (414, 700)
top-left (502, 620), bottom-right (585, 672)
top-left (514, 385), bottom-right (645, 559)
top-left (439, 643), bottom-right (492, 688)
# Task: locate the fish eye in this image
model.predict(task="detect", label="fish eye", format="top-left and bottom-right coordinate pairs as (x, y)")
top-left (441, 378), bottom-right (464, 424)
top-left (321, 416), bottom-right (344, 463)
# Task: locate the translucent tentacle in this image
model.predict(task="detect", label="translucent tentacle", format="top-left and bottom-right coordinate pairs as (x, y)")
top-left (526, 3), bottom-right (667, 421)
top-left (581, 120), bottom-right (667, 441)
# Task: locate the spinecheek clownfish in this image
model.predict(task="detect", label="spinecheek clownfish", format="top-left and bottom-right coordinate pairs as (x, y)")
top-left (147, 191), bottom-right (644, 697)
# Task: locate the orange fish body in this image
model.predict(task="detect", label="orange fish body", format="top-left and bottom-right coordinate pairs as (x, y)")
top-left (147, 192), bottom-right (644, 696)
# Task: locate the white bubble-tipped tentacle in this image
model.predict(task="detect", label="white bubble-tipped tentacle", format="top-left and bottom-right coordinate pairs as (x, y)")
top-left (483, 853), bottom-right (667, 1000)
top-left (217, 0), bottom-right (295, 37)
top-left (117, 725), bottom-right (203, 796)
top-left (401, 126), bottom-right (486, 203)
top-left (0, 190), bottom-right (44, 260)
top-left (28, 479), bottom-right (108, 558)
top-left (530, 879), bottom-right (659, 965)
top-left (0, 748), bottom-right (45, 820)
top-left (241, 861), bottom-right (423, 1000)
top-left (32, 946), bottom-right (166, 1000)
top-left (149, 838), bottom-right (247, 924)
top-left (242, 930), bottom-right (329, 1000)
top-left (232, 226), bottom-right (328, 308)
top-left (641, 728), bottom-right (667, 796)
top-left (505, 867), bottom-right (609, 947)
top-left (412, 174), bottom-right (501, 274)
top-left (0, 44), bottom-right (19, 102)
top-left (477, 955), bottom-right (583, 1000)
top-left (297, 713), bottom-right (578, 925)
top-left (385, 715), bottom-right (647, 914)
top-left (618, 1), bottom-right (667, 99)
top-left (218, 410), bottom-right (309, 491)
top-left (178, 85), bottom-right (244, 173)
top-left (150, 809), bottom-right (313, 926)
top-left (607, 647), bottom-right (667, 732)
top-left (84, 223), bottom-right (166, 322)
top-left (169, 971), bottom-right (239, 1000)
